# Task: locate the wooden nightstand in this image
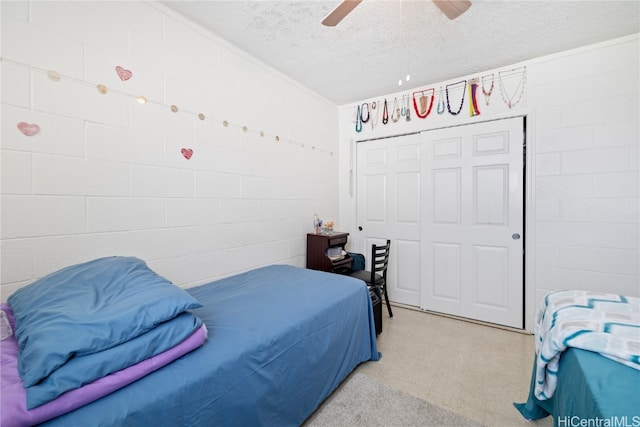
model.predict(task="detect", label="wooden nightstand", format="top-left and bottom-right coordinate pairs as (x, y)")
top-left (306, 232), bottom-right (352, 274)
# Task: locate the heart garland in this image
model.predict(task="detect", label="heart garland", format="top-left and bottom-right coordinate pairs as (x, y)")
top-left (17, 122), bottom-right (41, 136)
top-left (115, 66), bottom-right (132, 81)
top-left (8, 63), bottom-right (333, 156)
top-left (181, 148), bottom-right (193, 160)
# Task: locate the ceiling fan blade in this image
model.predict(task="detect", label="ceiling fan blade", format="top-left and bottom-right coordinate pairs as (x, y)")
top-left (321, 0), bottom-right (363, 27)
top-left (432, 0), bottom-right (472, 20)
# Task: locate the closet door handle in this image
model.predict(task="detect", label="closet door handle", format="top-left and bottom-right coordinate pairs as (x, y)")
top-left (512, 233), bottom-right (521, 240)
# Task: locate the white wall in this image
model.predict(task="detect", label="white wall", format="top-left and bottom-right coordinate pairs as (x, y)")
top-left (527, 37), bottom-right (639, 304)
top-left (0, 1), bottom-right (339, 299)
top-left (338, 35), bottom-right (639, 330)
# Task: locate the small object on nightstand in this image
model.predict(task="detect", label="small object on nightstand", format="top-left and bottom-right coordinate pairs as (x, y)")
top-left (313, 213), bottom-right (320, 234)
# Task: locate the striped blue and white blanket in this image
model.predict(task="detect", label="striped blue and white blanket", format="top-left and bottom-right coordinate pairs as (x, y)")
top-left (534, 290), bottom-right (640, 400)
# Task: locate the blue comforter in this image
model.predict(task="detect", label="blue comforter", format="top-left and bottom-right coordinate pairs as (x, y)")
top-left (42, 265), bottom-right (379, 426)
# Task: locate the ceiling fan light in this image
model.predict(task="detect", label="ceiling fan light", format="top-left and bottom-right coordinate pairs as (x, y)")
top-left (398, 79), bottom-right (403, 86)
top-left (406, 74), bottom-right (411, 82)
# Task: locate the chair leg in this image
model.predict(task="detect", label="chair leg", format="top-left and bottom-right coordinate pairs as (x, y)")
top-left (382, 283), bottom-right (393, 317)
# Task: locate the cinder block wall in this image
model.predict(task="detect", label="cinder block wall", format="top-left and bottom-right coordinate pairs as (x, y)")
top-left (1, 1), bottom-right (339, 298)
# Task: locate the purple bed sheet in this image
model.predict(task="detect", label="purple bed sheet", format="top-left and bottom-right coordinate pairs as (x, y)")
top-left (1, 304), bottom-right (207, 427)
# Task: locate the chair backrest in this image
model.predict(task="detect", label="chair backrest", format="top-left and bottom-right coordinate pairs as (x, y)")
top-left (370, 240), bottom-right (390, 285)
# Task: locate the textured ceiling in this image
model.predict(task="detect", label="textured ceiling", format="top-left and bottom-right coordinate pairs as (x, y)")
top-left (162, 0), bottom-right (640, 105)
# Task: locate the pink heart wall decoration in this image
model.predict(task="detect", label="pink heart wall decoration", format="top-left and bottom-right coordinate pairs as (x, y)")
top-left (181, 148), bottom-right (193, 160)
top-left (115, 66), bottom-right (132, 81)
top-left (17, 122), bottom-right (41, 137)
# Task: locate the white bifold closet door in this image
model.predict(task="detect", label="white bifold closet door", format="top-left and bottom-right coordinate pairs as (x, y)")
top-left (355, 134), bottom-right (422, 307)
top-left (420, 117), bottom-right (524, 328)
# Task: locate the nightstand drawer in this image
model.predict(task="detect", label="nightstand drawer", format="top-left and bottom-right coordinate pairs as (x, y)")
top-left (327, 235), bottom-right (347, 246)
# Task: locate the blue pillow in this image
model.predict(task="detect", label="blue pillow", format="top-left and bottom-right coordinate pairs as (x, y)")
top-left (8, 256), bottom-right (202, 387)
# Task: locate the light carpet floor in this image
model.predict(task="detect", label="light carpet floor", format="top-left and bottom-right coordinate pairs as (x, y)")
top-left (304, 372), bottom-right (484, 427)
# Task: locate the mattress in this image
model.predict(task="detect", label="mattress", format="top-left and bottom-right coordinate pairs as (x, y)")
top-left (40, 264), bottom-right (379, 426)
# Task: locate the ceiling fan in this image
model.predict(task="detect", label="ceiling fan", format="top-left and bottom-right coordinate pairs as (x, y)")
top-left (321, 0), bottom-right (472, 26)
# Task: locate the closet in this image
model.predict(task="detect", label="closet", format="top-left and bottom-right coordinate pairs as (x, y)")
top-left (355, 117), bottom-right (525, 328)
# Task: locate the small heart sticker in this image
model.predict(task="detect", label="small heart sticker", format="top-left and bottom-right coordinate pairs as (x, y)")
top-left (181, 148), bottom-right (193, 160)
top-left (17, 122), bottom-right (41, 137)
top-left (115, 66), bottom-right (132, 81)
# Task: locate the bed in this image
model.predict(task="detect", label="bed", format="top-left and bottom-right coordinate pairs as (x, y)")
top-left (514, 290), bottom-right (640, 426)
top-left (1, 257), bottom-right (380, 426)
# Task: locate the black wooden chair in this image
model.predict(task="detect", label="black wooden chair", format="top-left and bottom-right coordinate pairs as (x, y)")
top-left (349, 240), bottom-right (392, 317)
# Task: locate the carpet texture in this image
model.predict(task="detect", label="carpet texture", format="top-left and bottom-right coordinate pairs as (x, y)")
top-left (304, 372), bottom-right (484, 427)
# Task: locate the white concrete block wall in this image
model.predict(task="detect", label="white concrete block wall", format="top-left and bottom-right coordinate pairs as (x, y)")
top-left (529, 36), bottom-right (639, 304)
top-left (337, 34), bottom-right (639, 330)
top-left (0, 1), bottom-right (339, 299)
top-left (2, 196), bottom-right (87, 239)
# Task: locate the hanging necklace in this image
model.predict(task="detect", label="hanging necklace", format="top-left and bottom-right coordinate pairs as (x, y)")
top-left (370, 100), bottom-right (379, 130)
top-left (481, 73), bottom-right (494, 106)
top-left (436, 87), bottom-right (446, 115)
top-left (405, 95), bottom-right (411, 122)
top-left (446, 80), bottom-right (467, 115)
top-left (400, 95), bottom-right (407, 117)
top-left (413, 89), bottom-right (435, 119)
top-left (468, 78), bottom-right (480, 117)
top-left (360, 102), bottom-right (370, 123)
top-left (498, 67), bottom-right (527, 109)
top-left (355, 104), bottom-right (363, 132)
top-left (390, 97), bottom-right (401, 123)
top-left (382, 99), bottom-right (389, 125)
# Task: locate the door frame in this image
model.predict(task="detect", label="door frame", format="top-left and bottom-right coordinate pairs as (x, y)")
top-left (350, 114), bottom-right (537, 332)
